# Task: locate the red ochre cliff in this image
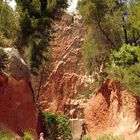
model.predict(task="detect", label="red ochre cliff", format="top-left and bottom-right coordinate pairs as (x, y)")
top-left (0, 73), bottom-right (37, 136)
top-left (0, 48), bottom-right (41, 137)
top-left (39, 13), bottom-right (89, 114)
top-left (84, 79), bottom-right (140, 139)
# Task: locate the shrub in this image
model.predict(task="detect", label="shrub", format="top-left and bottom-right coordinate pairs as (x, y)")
top-left (108, 44), bottom-right (140, 67)
top-left (43, 112), bottom-right (72, 140)
top-left (44, 112), bottom-right (58, 140)
top-left (81, 134), bottom-right (91, 140)
top-left (0, 131), bottom-right (13, 140)
top-left (106, 44), bottom-right (140, 97)
top-left (23, 131), bottom-right (34, 140)
top-left (57, 114), bottom-right (72, 140)
top-left (96, 134), bottom-right (124, 140)
top-left (84, 91), bottom-right (92, 99)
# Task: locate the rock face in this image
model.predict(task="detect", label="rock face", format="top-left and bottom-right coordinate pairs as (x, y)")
top-left (84, 79), bottom-right (140, 139)
top-left (0, 48), bottom-right (40, 137)
top-left (0, 73), bottom-right (37, 136)
top-left (4, 48), bottom-right (30, 81)
top-left (39, 13), bottom-right (90, 114)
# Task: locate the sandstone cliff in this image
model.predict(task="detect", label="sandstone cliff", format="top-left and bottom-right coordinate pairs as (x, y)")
top-left (84, 79), bottom-right (140, 139)
top-left (39, 13), bottom-right (90, 115)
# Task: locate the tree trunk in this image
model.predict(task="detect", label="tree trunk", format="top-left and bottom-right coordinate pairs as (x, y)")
top-left (37, 67), bottom-right (44, 101)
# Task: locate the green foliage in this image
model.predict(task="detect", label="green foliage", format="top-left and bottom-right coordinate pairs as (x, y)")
top-left (78, 0), bottom-right (140, 69)
top-left (79, 0), bottom-right (140, 97)
top-left (57, 114), bottom-right (72, 140)
top-left (96, 134), bottom-right (124, 140)
top-left (108, 44), bottom-right (140, 66)
top-left (0, 48), bottom-right (9, 71)
top-left (0, 131), bottom-right (13, 140)
top-left (78, 0), bottom-right (127, 47)
top-left (43, 112), bottom-right (72, 140)
top-left (15, 0), bottom-right (68, 72)
top-left (84, 91), bottom-right (92, 99)
top-left (23, 131), bottom-right (34, 140)
top-left (0, 1), bottom-right (17, 38)
top-left (47, 0), bottom-right (68, 14)
top-left (82, 32), bottom-right (107, 74)
top-left (92, 79), bottom-right (103, 92)
top-left (0, 38), bottom-right (5, 47)
top-left (126, 0), bottom-right (140, 33)
top-left (81, 134), bottom-right (91, 140)
top-left (44, 112), bottom-right (58, 140)
top-left (106, 44), bottom-right (140, 97)
top-left (29, 31), bottom-right (51, 71)
top-left (106, 64), bottom-right (140, 97)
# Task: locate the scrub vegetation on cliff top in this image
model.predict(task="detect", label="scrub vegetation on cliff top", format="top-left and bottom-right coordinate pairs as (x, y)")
top-left (78, 0), bottom-right (140, 97)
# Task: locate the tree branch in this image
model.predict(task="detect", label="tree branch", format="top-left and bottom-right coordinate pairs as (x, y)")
top-left (97, 21), bottom-right (116, 48)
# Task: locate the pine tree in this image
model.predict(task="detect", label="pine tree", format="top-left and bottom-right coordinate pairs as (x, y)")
top-left (15, 0), bottom-right (68, 71)
top-left (0, 0), bottom-right (17, 38)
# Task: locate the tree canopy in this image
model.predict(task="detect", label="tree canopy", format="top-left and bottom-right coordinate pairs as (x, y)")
top-left (78, 0), bottom-right (140, 73)
top-left (15, 0), bottom-right (68, 72)
top-left (106, 44), bottom-right (140, 96)
top-left (78, 0), bottom-right (140, 47)
top-left (0, 0), bottom-right (17, 38)
top-left (79, 0), bottom-right (140, 97)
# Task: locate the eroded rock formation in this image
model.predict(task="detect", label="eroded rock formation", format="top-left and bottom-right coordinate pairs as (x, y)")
top-left (4, 48), bottom-right (30, 81)
top-left (39, 13), bottom-right (90, 114)
top-left (0, 48), bottom-right (41, 137)
top-left (0, 73), bottom-right (37, 136)
top-left (84, 79), bottom-right (140, 139)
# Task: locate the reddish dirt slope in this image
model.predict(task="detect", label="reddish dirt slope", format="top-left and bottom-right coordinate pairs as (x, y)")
top-left (84, 79), bottom-right (140, 139)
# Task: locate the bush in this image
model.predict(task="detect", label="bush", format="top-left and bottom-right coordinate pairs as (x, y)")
top-left (106, 44), bottom-right (140, 96)
top-left (43, 112), bottom-right (72, 140)
top-left (57, 114), bottom-right (72, 140)
top-left (108, 44), bottom-right (140, 67)
top-left (81, 134), bottom-right (91, 140)
top-left (84, 91), bottom-right (92, 99)
top-left (0, 131), bottom-right (13, 140)
top-left (44, 112), bottom-right (58, 140)
top-left (23, 131), bottom-right (34, 140)
top-left (96, 134), bottom-right (124, 140)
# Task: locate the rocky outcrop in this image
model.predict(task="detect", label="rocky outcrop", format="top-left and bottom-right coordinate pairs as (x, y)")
top-left (0, 48), bottom-right (41, 137)
top-left (4, 48), bottom-right (30, 81)
top-left (39, 13), bottom-right (90, 114)
top-left (84, 79), bottom-right (140, 139)
top-left (0, 73), bottom-right (37, 136)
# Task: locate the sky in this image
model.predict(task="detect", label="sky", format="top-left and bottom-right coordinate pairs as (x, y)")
top-left (9, 0), bottom-right (78, 12)
top-left (67, 0), bottom-right (78, 13)
top-left (8, 0), bottom-right (16, 10)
